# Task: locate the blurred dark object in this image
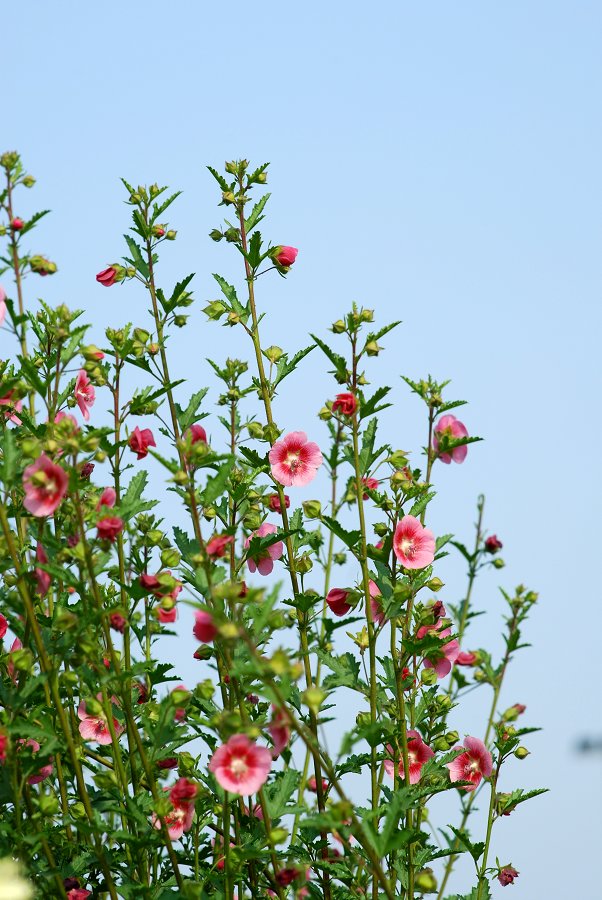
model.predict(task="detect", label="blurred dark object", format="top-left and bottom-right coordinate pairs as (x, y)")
top-left (576, 736), bottom-right (602, 754)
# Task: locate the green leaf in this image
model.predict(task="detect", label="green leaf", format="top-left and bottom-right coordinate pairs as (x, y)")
top-left (245, 193), bottom-right (271, 232)
top-left (265, 769), bottom-right (299, 819)
top-left (273, 344), bottom-right (316, 387)
top-left (207, 166), bottom-right (231, 192)
top-left (124, 235), bottom-right (149, 279)
top-left (175, 388), bottom-right (209, 431)
top-left (449, 826), bottom-right (485, 862)
top-left (0, 429), bottom-right (17, 485)
top-left (309, 333), bottom-right (348, 382)
top-left (120, 471), bottom-right (154, 519)
top-left (317, 650), bottom-right (361, 689)
top-left (359, 385), bottom-right (392, 420)
top-left (322, 515), bottom-right (361, 551)
top-left (201, 460), bottom-right (233, 505)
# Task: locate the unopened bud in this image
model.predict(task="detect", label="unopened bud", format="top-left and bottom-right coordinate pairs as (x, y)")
top-left (427, 577), bottom-right (444, 592)
top-left (302, 500), bottom-right (321, 519)
top-left (421, 668), bottom-right (438, 686)
top-left (514, 746), bottom-right (530, 760)
top-left (415, 869), bottom-right (437, 893)
top-left (265, 345), bottom-right (284, 363)
top-left (331, 320), bottom-right (346, 334)
top-left (222, 191), bottom-right (236, 204)
top-left (318, 406), bottom-right (332, 421)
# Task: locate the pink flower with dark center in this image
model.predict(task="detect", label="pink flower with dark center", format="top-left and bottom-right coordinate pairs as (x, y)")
top-left (22, 454), bottom-right (68, 517)
top-left (362, 476), bottom-right (379, 498)
top-left (128, 426), bottom-right (156, 459)
top-left (326, 588), bottom-right (352, 617)
top-left (269, 432), bottom-right (322, 487)
top-left (456, 651), bottom-right (478, 666)
top-left (206, 534), bottom-right (234, 558)
top-left (34, 542), bottom-right (51, 597)
top-left (97, 516), bottom-right (124, 542)
top-left (384, 730), bottom-right (434, 784)
top-left (208, 734), bottom-right (272, 796)
top-left (498, 866), bottom-right (519, 886)
top-left (447, 736), bottom-right (493, 791)
top-left (152, 789), bottom-right (195, 840)
top-left (485, 534), bottom-right (503, 553)
top-left (74, 370), bottom-right (95, 421)
top-left (0, 390), bottom-right (22, 424)
top-left (96, 266), bottom-right (118, 286)
top-left (273, 246), bottom-right (298, 267)
top-left (193, 609), bottom-right (218, 643)
top-left (268, 706), bottom-right (291, 758)
top-left (19, 738), bottom-right (53, 785)
top-left (0, 614), bottom-right (7, 640)
top-left (369, 580), bottom-right (387, 626)
top-left (245, 522), bottom-right (283, 576)
top-left (332, 392), bottom-right (357, 417)
top-left (96, 487), bottom-right (116, 511)
top-left (433, 414), bottom-right (469, 464)
top-left (267, 492), bottom-right (289, 513)
top-left (186, 423), bottom-right (207, 444)
top-left (393, 515), bottom-right (436, 569)
top-left (417, 618), bottom-right (460, 679)
top-left (77, 696), bottom-right (123, 745)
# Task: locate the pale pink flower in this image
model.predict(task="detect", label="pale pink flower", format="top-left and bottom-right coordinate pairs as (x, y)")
top-left (208, 734), bottom-right (272, 796)
top-left (74, 370), bottom-right (95, 421)
top-left (417, 618), bottom-right (460, 679)
top-left (193, 610), bottom-right (218, 643)
top-left (384, 730), bottom-right (434, 784)
top-left (22, 454), bottom-right (68, 517)
top-left (267, 706), bottom-right (291, 758)
top-left (245, 522), bottom-right (284, 576)
top-left (34, 542), bottom-right (51, 597)
top-left (326, 588), bottom-right (352, 617)
top-left (96, 487), bottom-right (116, 511)
top-left (158, 602), bottom-right (177, 624)
top-left (269, 431), bottom-right (322, 487)
top-left (433, 414), bottom-right (469, 464)
top-left (447, 736), bottom-right (493, 791)
top-left (77, 696), bottom-right (123, 745)
top-left (369, 580), bottom-right (387, 626)
top-left (0, 390), bottom-right (22, 424)
top-left (393, 515), bottom-right (435, 569)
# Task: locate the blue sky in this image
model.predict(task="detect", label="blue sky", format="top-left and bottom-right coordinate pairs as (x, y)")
top-left (4, 2), bottom-right (601, 896)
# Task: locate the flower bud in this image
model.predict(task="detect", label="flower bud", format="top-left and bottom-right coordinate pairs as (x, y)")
top-left (38, 794), bottom-right (60, 816)
top-left (22, 174), bottom-right (36, 188)
top-left (445, 730), bottom-right (459, 744)
top-left (302, 687), bottom-right (326, 713)
top-left (318, 406), bottom-right (332, 421)
top-left (493, 558), bottom-right (505, 569)
top-left (433, 736), bottom-right (451, 752)
top-left (302, 500), bottom-right (322, 519)
top-left (333, 552), bottom-right (346, 565)
top-left (296, 553), bottom-right (313, 574)
top-left (365, 340), bottom-right (381, 356)
top-left (224, 227), bottom-right (240, 243)
top-left (222, 191), bottom-right (236, 204)
top-left (166, 230), bottom-right (177, 240)
top-left (427, 577), bottom-right (444, 592)
top-left (161, 548), bottom-right (181, 568)
top-left (209, 229), bottom-right (223, 241)
top-left (421, 668), bottom-right (438, 686)
top-left (71, 802), bottom-right (87, 820)
top-left (247, 421), bottom-right (264, 439)
top-left (265, 345), bottom-right (284, 363)
top-left (514, 746), bottom-right (530, 760)
top-left (331, 320), bottom-right (346, 334)
top-left (415, 869), bottom-right (437, 893)
top-left (170, 687), bottom-right (191, 707)
top-left (174, 315), bottom-right (187, 327)
top-left (269, 827), bottom-right (289, 845)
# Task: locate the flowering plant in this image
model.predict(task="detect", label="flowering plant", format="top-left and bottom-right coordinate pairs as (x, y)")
top-left (0, 152), bottom-right (544, 899)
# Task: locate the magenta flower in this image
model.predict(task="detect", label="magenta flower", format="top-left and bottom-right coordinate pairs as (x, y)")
top-left (193, 609), bottom-right (218, 643)
top-left (22, 454), bottom-right (68, 517)
top-left (326, 588), bottom-right (352, 617)
top-left (0, 614), bottom-right (7, 640)
top-left (96, 266), bottom-right (119, 286)
top-left (206, 534), bottom-right (234, 558)
top-left (273, 246), bottom-right (298, 267)
top-left (369, 580), bottom-right (387, 626)
top-left (362, 476), bottom-right (379, 498)
top-left (96, 487), bottom-right (116, 511)
top-left (77, 696), bottom-right (123, 745)
top-left (34, 542), bottom-right (51, 597)
top-left (498, 865), bottom-right (519, 886)
top-left (152, 785), bottom-right (195, 840)
top-left (74, 370), bottom-right (95, 421)
top-left (10, 217), bottom-right (24, 231)
top-left (186, 423), bottom-right (207, 444)
top-left (128, 426), bottom-right (156, 460)
top-left (158, 602), bottom-right (178, 624)
top-left (245, 522), bottom-right (284, 576)
top-left (332, 392), bottom-right (357, 417)
top-left (384, 730), bottom-right (434, 784)
top-left (456, 650), bottom-right (478, 666)
top-left (485, 534), bottom-right (503, 553)
top-left (267, 492), bottom-right (289, 513)
top-left (447, 736), bottom-right (493, 791)
top-left (433, 414), bottom-right (469, 464)
top-left (267, 706), bottom-right (291, 758)
top-left (208, 734), bottom-right (272, 796)
top-left (269, 431), bottom-right (323, 487)
top-left (67, 890), bottom-right (92, 900)
top-left (97, 516), bottom-right (124, 542)
top-left (393, 515), bottom-right (436, 569)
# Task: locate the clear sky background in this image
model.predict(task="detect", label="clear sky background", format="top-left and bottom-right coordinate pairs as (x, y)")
top-left (3, 2), bottom-right (602, 897)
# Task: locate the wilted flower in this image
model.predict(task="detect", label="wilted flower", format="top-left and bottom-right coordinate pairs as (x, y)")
top-left (97, 516), bottom-right (124, 542)
top-left (267, 706), bottom-right (291, 758)
top-left (206, 534), bottom-right (234, 558)
top-left (498, 866), bottom-right (519, 886)
top-left (332, 392), bottom-right (357, 417)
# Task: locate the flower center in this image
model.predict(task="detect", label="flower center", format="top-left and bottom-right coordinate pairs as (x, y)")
top-left (230, 757), bottom-right (249, 779)
top-left (285, 451), bottom-right (301, 473)
top-left (401, 538), bottom-right (415, 558)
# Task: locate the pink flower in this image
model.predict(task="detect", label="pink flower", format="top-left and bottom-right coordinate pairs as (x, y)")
top-left (109, 612), bottom-right (127, 633)
top-left (485, 534), bottom-right (503, 553)
top-left (384, 730), bottom-right (434, 784)
top-left (77, 696), bottom-right (123, 745)
top-left (34, 542), bottom-right (51, 597)
top-left (96, 266), bottom-right (118, 286)
top-left (157, 757), bottom-right (178, 770)
top-left (186, 423), bottom-right (207, 444)
top-left (417, 618), bottom-right (460, 679)
top-left (498, 866), bottom-right (519, 886)
top-left (447, 736), bottom-right (493, 791)
top-left (245, 522), bottom-right (284, 576)
top-left (267, 706), bottom-right (291, 758)
top-left (128, 426), bottom-right (156, 460)
top-left (273, 246), bottom-right (298, 267)
top-left (332, 392), bottom-right (357, 417)
top-left (10, 217), bottom-right (24, 231)
top-left (193, 610), bottom-right (218, 643)
top-left (0, 614), bottom-right (7, 640)
top-left (206, 534), bottom-right (234, 558)
top-left (269, 431), bottom-right (322, 487)
top-left (54, 409), bottom-right (79, 431)
top-left (170, 776), bottom-right (198, 805)
top-left (326, 588), bottom-right (352, 617)
top-left (152, 787), bottom-right (195, 840)
top-left (267, 492), bottom-right (289, 513)
top-left (433, 414), bottom-right (469, 464)
top-left (19, 738), bottom-right (53, 785)
top-left (67, 890), bottom-right (92, 900)
top-left (158, 602), bottom-right (177, 624)
top-left (22, 454), bottom-right (68, 517)
top-left (393, 515), bottom-right (435, 569)
top-left (369, 580), bottom-right (387, 626)
top-left (308, 775), bottom-right (329, 793)
top-left (208, 734), bottom-right (272, 796)
top-left (0, 733), bottom-right (8, 763)
top-left (7, 637), bottom-right (22, 683)
top-left (456, 651), bottom-right (478, 666)
top-left (96, 487), bottom-right (116, 511)
top-left (362, 476), bottom-right (379, 498)
top-left (97, 516), bottom-right (124, 542)
top-left (74, 370), bottom-right (95, 421)
top-left (0, 390), bottom-right (23, 424)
